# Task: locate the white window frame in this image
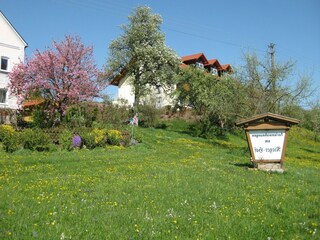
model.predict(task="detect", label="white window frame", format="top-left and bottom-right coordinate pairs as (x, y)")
top-left (211, 67), bottom-right (218, 75)
top-left (195, 62), bottom-right (204, 69)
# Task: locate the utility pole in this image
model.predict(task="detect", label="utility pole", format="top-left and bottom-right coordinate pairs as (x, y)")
top-left (268, 43), bottom-right (275, 69)
top-left (268, 43), bottom-right (277, 113)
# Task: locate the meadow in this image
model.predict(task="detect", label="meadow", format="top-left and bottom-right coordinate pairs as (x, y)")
top-left (0, 121), bottom-right (319, 239)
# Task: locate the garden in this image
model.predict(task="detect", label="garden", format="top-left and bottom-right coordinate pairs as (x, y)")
top-left (0, 118), bottom-right (319, 239)
top-left (1, 7), bottom-right (319, 239)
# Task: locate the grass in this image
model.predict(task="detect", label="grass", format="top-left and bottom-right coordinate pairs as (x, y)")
top-left (0, 121), bottom-right (319, 239)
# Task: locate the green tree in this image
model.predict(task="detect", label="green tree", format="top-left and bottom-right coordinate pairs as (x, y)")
top-left (175, 67), bottom-right (246, 137)
top-left (105, 6), bottom-right (180, 109)
top-left (308, 99), bottom-right (320, 141)
top-left (238, 52), bottom-right (312, 115)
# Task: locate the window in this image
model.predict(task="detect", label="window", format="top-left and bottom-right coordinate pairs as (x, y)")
top-left (156, 97), bottom-right (162, 108)
top-left (211, 67), bottom-right (218, 75)
top-left (0, 89), bottom-right (7, 103)
top-left (195, 62), bottom-right (204, 69)
top-left (1, 57), bottom-right (9, 71)
top-left (156, 85), bottom-right (162, 94)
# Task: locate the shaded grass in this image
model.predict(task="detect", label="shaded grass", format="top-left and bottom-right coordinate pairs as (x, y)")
top-left (0, 125), bottom-right (319, 239)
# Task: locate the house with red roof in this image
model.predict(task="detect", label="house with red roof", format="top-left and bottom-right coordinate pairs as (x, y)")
top-left (110, 52), bottom-right (232, 108)
top-left (180, 53), bottom-right (232, 76)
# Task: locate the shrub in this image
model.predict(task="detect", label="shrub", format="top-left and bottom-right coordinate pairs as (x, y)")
top-left (64, 105), bottom-right (86, 128)
top-left (121, 130), bottom-right (131, 146)
top-left (72, 134), bottom-right (82, 149)
top-left (31, 106), bottom-right (59, 128)
top-left (106, 129), bottom-right (123, 146)
top-left (58, 129), bottom-right (73, 150)
top-left (21, 128), bottom-right (51, 151)
top-left (81, 131), bottom-right (96, 149)
top-left (138, 104), bottom-right (161, 128)
top-left (0, 125), bottom-right (15, 141)
top-left (0, 125), bottom-right (21, 152)
top-left (189, 118), bottom-right (227, 139)
top-left (92, 128), bottom-right (106, 147)
top-left (98, 99), bottom-right (130, 126)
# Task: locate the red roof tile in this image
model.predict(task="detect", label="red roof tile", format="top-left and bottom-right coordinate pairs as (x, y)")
top-left (221, 64), bottom-right (231, 71)
top-left (206, 59), bottom-right (222, 70)
top-left (22, 99), bottom-right (45, 108)
top-left (181, 53), bottom-right (208, 64)
top-left (180, 63), bottom-right (189, 69)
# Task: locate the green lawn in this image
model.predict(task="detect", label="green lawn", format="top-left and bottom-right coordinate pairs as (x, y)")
top-left (0, 121), bottom-right (319, 239)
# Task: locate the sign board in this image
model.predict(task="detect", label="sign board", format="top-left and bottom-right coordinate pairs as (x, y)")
top-left (248, 130), bottom-right (286, 161)
top-left (236, 112), bottom-right (299, 171)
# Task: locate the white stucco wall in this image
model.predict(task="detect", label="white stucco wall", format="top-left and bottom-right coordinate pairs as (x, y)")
top-left (117, 75), bottom-right (135, 106)
top-left (0, 12), bottom-right (27, 110)
top-left (116, 74), bottom-right (175, 108)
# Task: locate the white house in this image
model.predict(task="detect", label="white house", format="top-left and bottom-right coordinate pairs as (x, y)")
top-left (0, 11), bottom-right (28, 124)
top-left (110, 71), bottom-right (174, 108)
top-left (110, 53), bottom-right (232, 108)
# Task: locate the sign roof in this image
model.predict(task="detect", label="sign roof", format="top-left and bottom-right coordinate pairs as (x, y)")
top-left (236, 112), bottom-right (300, 127)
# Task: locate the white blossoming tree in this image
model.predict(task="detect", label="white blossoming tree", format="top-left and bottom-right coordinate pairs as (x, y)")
top-left (105, 6), bottom-right (180, 109)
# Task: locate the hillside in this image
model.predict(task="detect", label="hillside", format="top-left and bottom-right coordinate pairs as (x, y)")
top-left (0, 121), bottom-right (319, 239)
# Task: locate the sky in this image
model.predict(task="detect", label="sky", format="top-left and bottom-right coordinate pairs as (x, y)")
top-left (1, 0), bottom-right (320, 104)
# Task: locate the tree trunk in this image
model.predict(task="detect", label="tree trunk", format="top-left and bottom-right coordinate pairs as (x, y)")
top-left (133, 74), bottom-right (141, 113)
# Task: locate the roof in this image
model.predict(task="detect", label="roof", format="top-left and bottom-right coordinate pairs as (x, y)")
top-left (206, 59), bottom-right (222, 69)
top-left (180, 63), bottom-right (189, 69)
top-left (221, 64), bottom-right (231, 71)
top-left (22, 99), bottom-right (45, 108)
top-left (181, 53), bottom-right (208, 65)
top-left (110, 52), bottom-right (232, 85)
top-left (236, 112), bottom-right (300, 126)
top-left (0, 11), bottom-right (28, 48)
top-left (109, 68), bottom-right (126, 86)
top-left (206, 59), bottom-right (218, 65)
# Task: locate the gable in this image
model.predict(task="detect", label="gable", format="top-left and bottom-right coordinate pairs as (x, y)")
top-left (206, 59), bottom-right (222, 70)
top-left (181, 53), bottom-right (208, 65)
top-left (0, 11), bottom-right (28, 49)
top-left (236, 112), bottom-right (300, 127)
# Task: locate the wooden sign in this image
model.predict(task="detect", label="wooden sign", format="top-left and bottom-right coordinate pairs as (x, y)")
top-left (236, 112), bottom-right (299, 171)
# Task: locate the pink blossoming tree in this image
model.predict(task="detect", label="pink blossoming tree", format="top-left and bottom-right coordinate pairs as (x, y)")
top-left (9, 35), bottom-right (100, 124)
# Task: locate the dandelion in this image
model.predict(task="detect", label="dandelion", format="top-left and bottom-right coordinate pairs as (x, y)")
top-left (134, 224), bottom-right (140, 233)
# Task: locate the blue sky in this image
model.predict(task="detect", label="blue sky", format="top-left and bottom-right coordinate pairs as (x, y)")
top-left (1, 0), bottom-right (320, 103)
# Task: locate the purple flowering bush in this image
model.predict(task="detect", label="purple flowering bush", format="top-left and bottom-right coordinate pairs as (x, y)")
top-left (72, 134), bottom-right (82, 149)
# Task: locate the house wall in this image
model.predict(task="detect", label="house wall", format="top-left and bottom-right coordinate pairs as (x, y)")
top-left (114, 53), bottom-right (232, 108)
top-left (116, 75), bottom-right (175, 108)
top-left (0, 12), bottom-right (27, 123)
top-left (117, 75), bottom-right (135, 106)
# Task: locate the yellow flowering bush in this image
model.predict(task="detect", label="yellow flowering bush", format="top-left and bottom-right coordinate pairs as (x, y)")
top-left (0, 124), bottom-right (15, 140)
top-left (106, 129), bottom-right (123, 146)
top-left (0, 124), bottom-right (20, 152)
top-left (92, 128), bottom-right (106, 147)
